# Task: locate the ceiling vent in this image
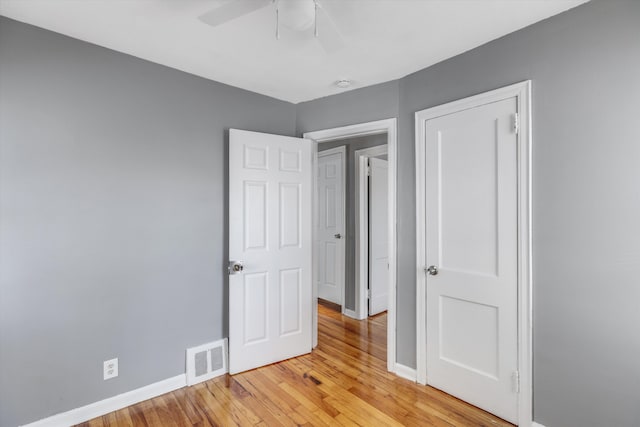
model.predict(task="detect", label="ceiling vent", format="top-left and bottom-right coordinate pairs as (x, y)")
top-left (186, 338), bottom-right (228, 386)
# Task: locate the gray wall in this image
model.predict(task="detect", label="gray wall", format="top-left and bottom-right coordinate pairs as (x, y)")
top-left (0, 17), bottom-right (295, 427)
top-left (298, 1), bottom-right (640, 426)
top-left (318, 134), bottom-right (387, 311)
top-left (296, 80), bottom-right (400, 136)
top-left (2, 1), bottom-right (640, 426)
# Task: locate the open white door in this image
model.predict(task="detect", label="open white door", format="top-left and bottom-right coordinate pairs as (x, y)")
top-left (368, 157), bottom-right (388, 315)
top-left (228, 129), bottom-right (312, 375)
top-left (317, 147), bottom-right (345, 306)
top-left (423, 98), bottom-right (519, 423)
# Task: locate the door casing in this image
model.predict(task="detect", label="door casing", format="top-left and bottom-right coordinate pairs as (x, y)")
top-left (304, 118), bottom-right (398, 374)
top-left (415, 81), bottom-right (532, 426)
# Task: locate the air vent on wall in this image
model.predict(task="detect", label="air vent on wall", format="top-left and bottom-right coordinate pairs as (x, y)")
top-left (186, 338), bottom-right (228, 386)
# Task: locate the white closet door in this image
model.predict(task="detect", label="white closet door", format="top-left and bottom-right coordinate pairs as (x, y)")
top-left (423, 97), bottom-right (519, 423)
top-left (368, 157), bottom-right (388, 316)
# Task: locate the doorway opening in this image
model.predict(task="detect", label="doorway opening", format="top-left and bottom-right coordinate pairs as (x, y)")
top-left (316, 137), bottom-right (388, 319)
top-left (355, 145), bottom-right (388, 318)
top-left (304, 118), bottom-right (397, 373)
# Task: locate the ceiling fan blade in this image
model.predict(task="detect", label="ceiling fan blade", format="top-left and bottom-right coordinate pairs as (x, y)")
top-left (317, 0), bottom-right (359, 35)
top-left (198, 0), bottom-right (272, 27)
top-left (316, 7), bottom-right (344, 54)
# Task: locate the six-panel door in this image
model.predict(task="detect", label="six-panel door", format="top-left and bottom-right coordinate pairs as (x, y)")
top-left (228, 129), bottom-right (312, 374)
top-left (317, 148), bottom-right (345, 305)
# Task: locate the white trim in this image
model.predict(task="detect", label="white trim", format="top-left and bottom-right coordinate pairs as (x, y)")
top-left (305, 119), bottom-right (390, 143)
top-left (357, 154), bottom-right (369, 320)
top-left (311, 138), bottom-right (319, 348)
top-left (304, 118), bottom-right (397, 373)
top-left (394, 363), bottom-right (417, 382)
top-left (532, 423), bottom-right (547, 427)
top-left (343, 308), bottom-right (359, 319)
top-left (414, 81), bottom-right (533, 427)
top-left (415, 103), bottom-right (428, 385)
top-left (354, 145), bottom-right (388, 320)
top-left (317, 145), bottom-right (347, 309)
top-left (21, 374), bottom-right (187, 427)
top-left (517, 80), bottom-right (534, 427)
top-left (317, 146), bottom-right (346, 156)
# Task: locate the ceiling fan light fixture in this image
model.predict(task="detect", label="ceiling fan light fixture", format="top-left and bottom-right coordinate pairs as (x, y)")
top-left (277, 0), bottom-right (316, 32)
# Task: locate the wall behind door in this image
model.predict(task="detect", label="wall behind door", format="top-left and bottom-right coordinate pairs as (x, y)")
top-left (298, 2), bottom-right (640, 426)
top-left (318, 134), bottom-right (387, 311)
top-left (0, 16), bottom-right (296, 427)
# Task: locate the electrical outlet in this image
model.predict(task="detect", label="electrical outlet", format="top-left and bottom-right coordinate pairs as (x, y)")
top-left (103, 358), bottom-right (118, 380)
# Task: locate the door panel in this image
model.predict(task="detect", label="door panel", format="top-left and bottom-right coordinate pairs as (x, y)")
top-left (280, 183), bottom-right (301, 248)
top-left (280, 268), bottom-right (302, 336)
top-left (368, 157), bottom-right (388, 316)
top-left (243, 272), bottom-right (268, 344)
top-left (229, 129), bottom-right (312, 374)
top-left (317, 148), bottom-right (345, 305)
top-left (440, 296), bottom-right (499, 378)
top-left (244, 182), bottom-right (267, 250)
top-left (424, 98), bottom-right (518, 423)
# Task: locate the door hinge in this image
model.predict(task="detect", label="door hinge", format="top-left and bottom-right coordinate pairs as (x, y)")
top-left (367, 289), bottom-right (371, 299)
top-left (512, 370), bottom-right (520, 393)
top-left (512, 113), bottom-right (519, 135)
top-left (366, 165), bottom-right (371, 176)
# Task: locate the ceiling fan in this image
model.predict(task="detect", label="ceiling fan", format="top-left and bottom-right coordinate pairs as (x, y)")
top-left (198, 0), bottom-right (348, 53)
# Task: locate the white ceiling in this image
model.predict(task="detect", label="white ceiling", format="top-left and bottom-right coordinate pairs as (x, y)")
top-left (0, 0), bottom-right (589, 104)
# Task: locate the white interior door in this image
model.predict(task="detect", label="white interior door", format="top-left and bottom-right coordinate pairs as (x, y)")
top-left (368, 157), bottom-right (388, 316)
top-left (228, 129), bottom-right (312, 375)
top-left (317, 147), bottom-right (345, 305)
top-left (424, 97), bottom-right (519, 423)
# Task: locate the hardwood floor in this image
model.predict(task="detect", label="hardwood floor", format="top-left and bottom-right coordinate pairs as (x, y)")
top-left (78, 305), bottom-right (514, 426)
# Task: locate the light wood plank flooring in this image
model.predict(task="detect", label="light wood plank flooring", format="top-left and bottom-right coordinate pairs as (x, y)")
top-left (78, 304), bottom-right (513, 426)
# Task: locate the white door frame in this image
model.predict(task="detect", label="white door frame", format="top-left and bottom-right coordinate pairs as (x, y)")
top-left (354, 145), bottom-right (388, 319)
top-left (317, 145), bottom-right (347, 307)
top-left (415, 81), bottom-right (532, 426)
top-left (304, 118), bottom-right (397, 373)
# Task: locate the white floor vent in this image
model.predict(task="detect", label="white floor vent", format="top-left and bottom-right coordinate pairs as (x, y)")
top-left (186, 338), bottom-right (228, 386)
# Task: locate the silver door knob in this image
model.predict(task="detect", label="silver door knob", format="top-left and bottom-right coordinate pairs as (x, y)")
top-left (334, 233), bottom-right (342, 239)
top-left (228, 260), bottom-right (244, 275)
top-left (425, 265), bottom-right (438, 276)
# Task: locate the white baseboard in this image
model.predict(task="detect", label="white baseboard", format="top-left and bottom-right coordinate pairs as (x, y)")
top-left (532, 423), bottom-right (547, 427)
top-left (21, 374), bottom-right (187, 427)
top-left (342, 308), bottom-right (359, 319)
top-left (394, 363), bottom-right (417, 382)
